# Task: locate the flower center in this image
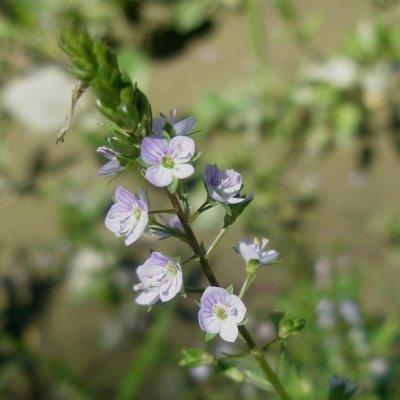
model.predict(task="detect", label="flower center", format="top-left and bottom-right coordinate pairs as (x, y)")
top-left (214, 304), bottom-right (228, 320)
top-left (161, 156), bottom-right (175, 169)
top-left (133, 207), bottom-right (141, 220)
top-left (166, 262), bottom-right (177, 275)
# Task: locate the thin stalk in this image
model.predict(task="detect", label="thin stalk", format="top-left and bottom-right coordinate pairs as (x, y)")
top-left (148, 209), bottom-right (176, 215)
top-left (205, 227), bottom-right (227, 259)
top-left (166, 190), bottom-right (291, 400)
top-left (188, 200), bottom-right (218, 224)
top-left (184, 287), bottom-right (205, 294)
top-left (239, 273), bottom-right (256, 299)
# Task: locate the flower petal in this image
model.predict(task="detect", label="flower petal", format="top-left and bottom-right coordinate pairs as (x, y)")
top-left (260, 250), bottom-right (279, 265)
top-left (238, 240), bottom-right (260, 263)
top-left (141, 137), bottom-right (168, 164)
top-left (200, 286), bottom-right (229, 307)
top-left (124, 213), bottom-right (148, 245)
top-left (173, 163), bottom-right (194, 179)
top-left (198, 310), bottom-right (221, 334)
top-left (169, 136), bottom-right (195, 163)
top-left (173, 117), bottom-right (196, 136)
top-left (135, 288), bottom-right (159, 306)
top-left (115, 186), bottom-right (135, 206)
top-left (152, 117), bottom-right (165, 135)
top-left (228, 295), bottom-right (246, 324)
top-left (220, 321), bottom-right (239, 342)
top-left (98, 159), bottom-right (122, 176)
top-left (145, 165), bottom-right (174, 187)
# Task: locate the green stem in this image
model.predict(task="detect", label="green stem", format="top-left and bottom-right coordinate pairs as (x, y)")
top-left (148, 209), bottom-right (176, 215)
top-left (166, 191), bottom-right (291, 400)
top-left (205, 227), bottom-right (227, 258)
top-left (239, 273), bottom-right (256, 299)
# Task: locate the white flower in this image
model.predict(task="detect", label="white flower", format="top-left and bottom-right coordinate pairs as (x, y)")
top-left (238, 238), bottom-right (278, 265)
top-left (198, 286), bottom-right (246, 342)
top-left (133, 252), bottom-right (183, 306)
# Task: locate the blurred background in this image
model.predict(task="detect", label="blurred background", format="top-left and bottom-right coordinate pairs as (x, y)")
top-left (1, 0), bottom-right (400, 399)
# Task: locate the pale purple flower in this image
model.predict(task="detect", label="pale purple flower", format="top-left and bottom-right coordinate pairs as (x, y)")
top-left (152, 108), bottom-right (196, 136)
top-left (141, 136), bottom-right (195, 187)
top-left (238, 238), bottom-right (278, 265)
top-left (133, 252), bottom-right (183, 306)
top-left (97, 146), bottom-right (123, 176)
top-left (204, 164), bottom-right (245, 204)
top-left (105, 186), bottom-right (148, 246)
top-left (198, 286), bottom-right (246, 342)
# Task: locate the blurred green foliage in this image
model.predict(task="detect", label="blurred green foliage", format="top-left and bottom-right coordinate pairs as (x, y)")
top-left (1, 0), bottom-right (400, 399)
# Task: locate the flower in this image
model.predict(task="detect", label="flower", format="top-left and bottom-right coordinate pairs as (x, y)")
top-left (105, 186), bottom-right (148, 246)
top-left (238, 238), bottom-right (278, 265)
top-left (198, 286), bottom-right (246, 342)
top-left (133, 252), bottom-right (183, 306)
top-left (96, 146), bottom-right (123, 176)
top-left (141, 136), bottom-right (195, 187)
top-left (152, 108), bottom-right (196, 136)
top-left (204, 164), bottom-right (245, 204)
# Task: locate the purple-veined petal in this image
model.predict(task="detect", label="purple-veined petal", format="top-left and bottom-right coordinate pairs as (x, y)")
top-left (220, 321), bottom-right (239, 342)
top-left (173, 163), bottom-right (194, 179)
top-left (173, 117), bottom-right (196, 136)
top-left (228, 295), bottom-right (246, 324)
top-left (200, 286), bottom-right (229, 307)
top-left (169, 136), bottom-right (195, 162)
top-left (198, 310), bottom-right (221, 334)
top-left (115, 186), bottom-right (135, 206)
top-left (124, 213), bottom-right (148, 246)
top-left (145, 165), bottom-right (174, 187)
top-left (141, 137), bottom-right (168, 164)
top-left (98, 159), bottom-right (122, 176)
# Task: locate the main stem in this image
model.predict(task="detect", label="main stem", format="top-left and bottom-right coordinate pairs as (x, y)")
top-left (166, 191), bottom-right (291, 400)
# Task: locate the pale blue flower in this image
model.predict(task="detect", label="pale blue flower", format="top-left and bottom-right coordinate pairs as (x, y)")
top-left (238, 238), bottom-right (278, 265)
top-left (133, 252), bottom-right (183, 306)
top-left (105, 186), bottom-right (148, 246)
top-left (198, 286), bottom-right (246, 342)
top-left (204, 164), bottom-right (245, 204)
top-left (141, 136), bottom-right (195, 187)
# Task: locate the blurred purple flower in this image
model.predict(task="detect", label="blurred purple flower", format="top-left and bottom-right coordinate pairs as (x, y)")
top-left (96, 146), bottom-right (123, 176)
top-left (105, 186), bottom-right (148, 246)
top-left (153, 214), bottom-right (184, 239)
top-left (198, 286), bottom-right (246, 342)
top-left (152, 108), bottom-right (196, 136)
top-left (238, 238), bottom-right (278, 265)
top-left (141, 136), bottom-right (195, 187)
top-left (204, 164), bottom-right (245, 204)
top-left (133, 252), bottom-right (183, 306)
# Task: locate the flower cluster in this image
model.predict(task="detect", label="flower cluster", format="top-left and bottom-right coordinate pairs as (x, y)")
top-left (99, 109), bottom-right (277, 343)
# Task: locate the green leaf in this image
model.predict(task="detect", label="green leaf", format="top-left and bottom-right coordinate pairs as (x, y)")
top-left (278, 314), bottom-right (306, 339)
top-left (221, 366), bottom-right (246, 383)
top-left (226, 285), bottom-right (234, 294)
top-left (329, 376), bottom-right (357, 400)
top-left (223, 196), bottom-right (253, 228)
top-left (205, 332), bottom-right (217, 342)
top-left (178, 348), bottom-right (214, 368)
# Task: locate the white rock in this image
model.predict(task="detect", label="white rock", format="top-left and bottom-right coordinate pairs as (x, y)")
top-left (1, 66), bottom-right (81, 134)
